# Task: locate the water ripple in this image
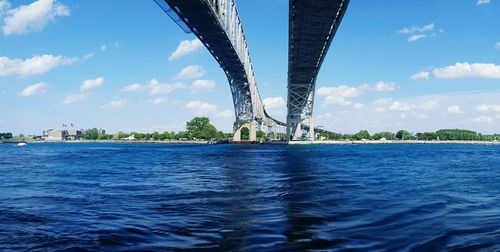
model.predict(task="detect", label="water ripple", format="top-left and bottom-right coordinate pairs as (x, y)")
top-left (0, 143), bottom-right (499, 251)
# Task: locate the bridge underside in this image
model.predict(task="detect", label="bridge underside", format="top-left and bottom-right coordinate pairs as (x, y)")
top-left (158, 0), bottom-right (253, 122)
top-left (156, 0), bottom-right (347, 142)
top-left (287, 0), bottom-right (350, 140)
top-left (157, 0), bottom-right (288, 141)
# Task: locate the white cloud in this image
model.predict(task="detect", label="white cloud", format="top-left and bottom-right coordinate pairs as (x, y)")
top-left (477, 0), bottom-right (490, 5)
top-left (2, 0), bottom-right (69, 35)
top-left (63, 92), bottom-right (87, 104)
top-left (121, 79), bottom-right (186, 95)
top-left (373, 98), bottom-right (393, 105)
top-left (80, 77), bottom-right (104, 92)
top-left (410, 71), bottom-right (430, 80)
top-left (389, 101), bottom-right (411, 111)
top-left (413, 113), bottom-right (428, 120)
top-left (316, 92), bottom-right (500, 135)
top-left (318, 82), bottom-right (395, 107)
top-left (323, 96), bottom-right (352, 106)
top-left (263, 97), bottom-right (286, 116)
top-left (398, 23), bottom-right (436, 42)
top-left (433, 62), bottom-right (500, 79)
top-left (18, 82), bottom-right (48, 96)
top-left (184, 100), bottom-right (218, 115)
top-left (0, 54), bottom-right (76, 77)
top-left (447, 105), bottom-right (463, 114)
top-left (177, 65), bottom-right (206, 79)
top-left (169, 39), bottom-right (203, 61)
top-left (216, 109), bottom-right (234, 119)
top-left (408, 34), bottom-right (427, 42)
top-left (353, 103), bottom-right (365, 109)
top-left (471, 116), bottom-right (493, 123)
top-left (398, 23), bottom-right (434, 34)
top-left (496, 42), bottom-right (500, 49)
top-left (0, 0), bottom-right (10, 15)
top-left (102, 100), bottom-right (125, 109)
top-left (148, 97), bottom-right (168, 104)
top-left (317, 85), bottom-right (361, 97)
top-left (190, 79), bottom-right (215, 93)
top-left (421, 100), bottom-right (439, 110)
top-left (476, 104), bottom-right (500, 112)
top-left (121, 83), bottom-right (145, 93)
top-left (373, 81), bottom-right (397, 91)
top-left (148, 79), bottom-right (186, 95)
top-left (99, 41), bottom-right (119, 52)
top-left (83, 53), bottom-right (94, 60)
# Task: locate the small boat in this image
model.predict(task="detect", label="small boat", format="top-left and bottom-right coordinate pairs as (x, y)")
top-left (15, 142), bottom-right (27, 147)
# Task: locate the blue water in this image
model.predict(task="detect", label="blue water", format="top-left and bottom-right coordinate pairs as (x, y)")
top-left (1, 143), bottom-right (500, 251)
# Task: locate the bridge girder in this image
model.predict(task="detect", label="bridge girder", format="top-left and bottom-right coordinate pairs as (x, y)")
top-left (155, 0), bottom-right (345, 140)
top-left (287, 0), bottom-right (350, 140)
top-left (155, 0), bottom-right (281, 129)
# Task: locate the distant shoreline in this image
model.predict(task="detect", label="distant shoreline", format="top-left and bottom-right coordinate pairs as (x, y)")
top-left (290, 140), bottom-right (500, 145)
top-left (2, 139), bottom-right (500, 145)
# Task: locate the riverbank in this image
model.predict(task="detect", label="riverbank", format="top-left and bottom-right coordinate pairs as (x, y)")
top-left (1, 139), bottom-right (216, 144)
top-left (2, 139), bottom-right (500, 145)
top-left (290, 140), bottom-right (500, 145)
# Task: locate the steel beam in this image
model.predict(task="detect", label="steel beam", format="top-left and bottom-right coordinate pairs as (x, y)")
top-left (287, 0), bottom-right (350, 141)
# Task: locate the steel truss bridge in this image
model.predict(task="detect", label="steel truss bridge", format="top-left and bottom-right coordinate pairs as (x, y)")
top-left (154, 0), bottom-right (350, 141)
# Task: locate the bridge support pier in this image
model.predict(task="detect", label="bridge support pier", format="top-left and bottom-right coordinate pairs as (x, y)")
top-left (233, 121), bottom-right (257, 142)
top-left (287, 116), bottom-right (315, 142)
top-left (309, 117), bottom-right (315, 142)
top-left (286, 116), bottom-right (303, 141)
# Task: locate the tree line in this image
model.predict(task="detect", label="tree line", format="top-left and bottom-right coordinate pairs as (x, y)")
top-left (0, 133), bottom-right (13, 140)
top-left (82, 117), bottom-right (235, 141)
top-left (318, 129), bottom-right (500, 141)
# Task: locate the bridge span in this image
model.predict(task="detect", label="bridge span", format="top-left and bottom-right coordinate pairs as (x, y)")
top-left (154, 0), bottom-right (349, 142)
top-left (155, 0), bottom-right (284, 141)
top-left (287, 0), bottom-right (350, 140)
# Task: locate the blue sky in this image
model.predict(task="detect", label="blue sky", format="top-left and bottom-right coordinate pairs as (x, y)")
top-left (0, 0), bottom-right (499, 135)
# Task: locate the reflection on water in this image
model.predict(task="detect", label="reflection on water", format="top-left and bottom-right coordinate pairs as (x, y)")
top-left (1, 143), bottom-right (500, 251)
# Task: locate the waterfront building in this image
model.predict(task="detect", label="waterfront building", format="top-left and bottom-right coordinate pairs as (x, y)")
top-left (43, 130), bottom-right (83, 141)
top-left (46, 131), bottom-right (66, 141)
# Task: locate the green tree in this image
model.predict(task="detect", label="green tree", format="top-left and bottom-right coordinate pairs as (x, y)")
top-left (186, 117), bottom-right (218, 139)
top-left (396, 130), bottom-right (413, 140)
top-left (240, 127), bottom-right (250, 140)
top-left (83, 128), bottom-right (99, 140)
top-left (117, 132), bottom-right (129, 139)
top-left (0, 133), bottom-right (13, 139)
top-left (353, 130), bottom-right (371, 140)
top-left (372, 132), bottom-right (396, 140)
top-left (177, 131), bottom-right (190, 139)
top-left (416, 132), bottom-right (438, 140)
top-left (256, 130), bottom-right (269, 141)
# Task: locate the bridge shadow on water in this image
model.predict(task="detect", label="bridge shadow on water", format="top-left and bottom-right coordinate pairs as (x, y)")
top-left (277, 146), bottom-right (345, 251)
top-left (112, 144), bottom-right (349, 251)
top-left (165, 145), bottom-right (347, 251)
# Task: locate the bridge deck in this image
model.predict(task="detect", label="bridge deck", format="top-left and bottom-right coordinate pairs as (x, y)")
top-left (288, 0), bottom-right (350, 123)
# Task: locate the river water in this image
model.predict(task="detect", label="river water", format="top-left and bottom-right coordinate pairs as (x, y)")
top-left (1, 143), bottom-right (500, 251)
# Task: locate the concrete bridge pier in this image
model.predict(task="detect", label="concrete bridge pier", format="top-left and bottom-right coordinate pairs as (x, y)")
top-left (287, 116), bottom-right (315, 142)
top-left (286, 117), bottom-right (303, 141)
top-left (233, 121), bottom-right (257, 142)
top-left (308, 117), bottom-right (315, 141)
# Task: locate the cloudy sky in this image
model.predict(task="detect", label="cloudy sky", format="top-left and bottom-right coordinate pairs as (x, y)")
top-left (0, 0), bottom-right (499, 135)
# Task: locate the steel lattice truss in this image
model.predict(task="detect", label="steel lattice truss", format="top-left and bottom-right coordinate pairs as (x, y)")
top-left (287, 0), bottom-right (350, 134)
top-left (155, 0), bottom-right (347, 136)
top-left (155, 0), bottom-right (282, 128)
